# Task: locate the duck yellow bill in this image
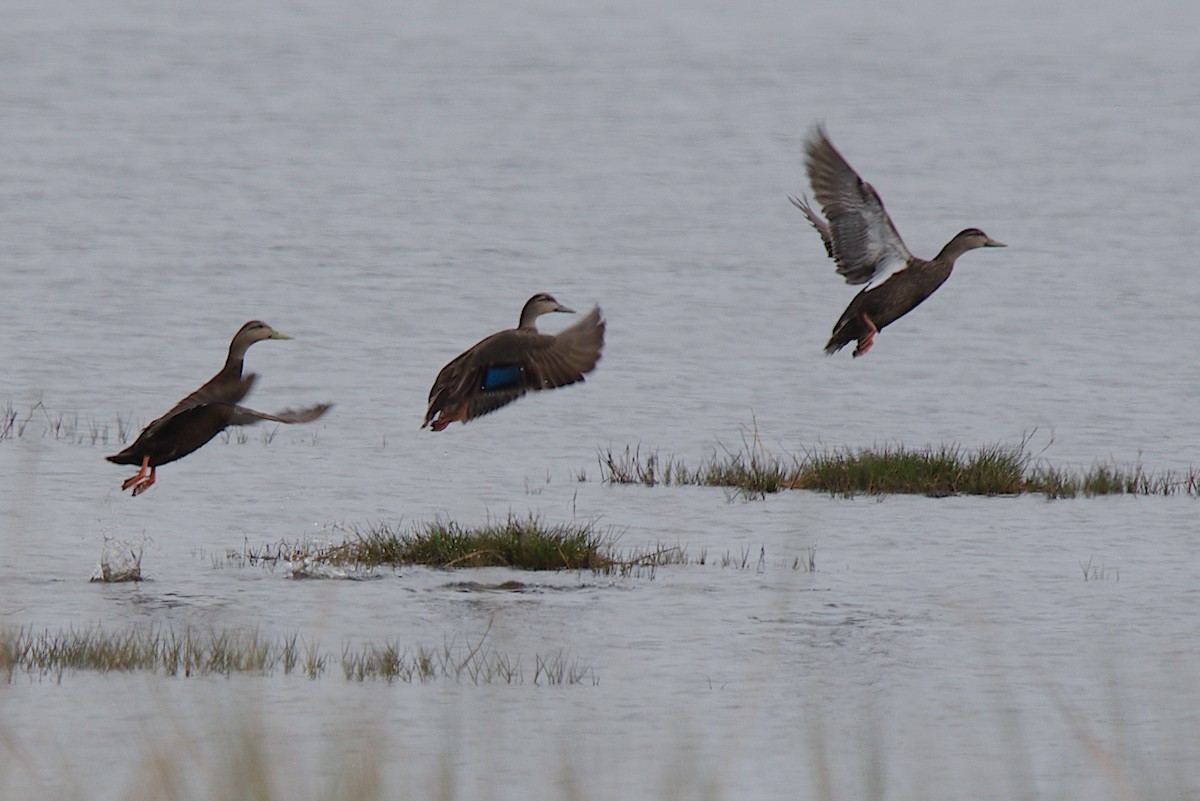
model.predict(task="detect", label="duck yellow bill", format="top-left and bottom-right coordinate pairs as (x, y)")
top-left (985, 238), bottom-right (1007, 247)
top-left (269, 330), bottom-right (294, 340)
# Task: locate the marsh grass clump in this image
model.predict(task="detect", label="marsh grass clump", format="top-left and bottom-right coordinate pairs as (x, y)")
top-left (223, 532), bottom-right (810, 580)
top-left (693, 446), bottom-right (795, 498)
top-left (599, 445), bottom-right (693, 487)
top-left (320, 515), bottom-right (611, 571)
top-left (793, 442), bottom-right (1028, 496)
top-left (600, 439), bottom-right (794, 499)
top-left (598, 435), bottom-right (1200, 499)
top-left (0, 625), bottom-right (319, 682)
top-left (1024, 459), bottom-right (1197, 498)
top-left (1024, 462), bottom-right (1080, 499)
top-left (0, 623), bottom-right (592, 685)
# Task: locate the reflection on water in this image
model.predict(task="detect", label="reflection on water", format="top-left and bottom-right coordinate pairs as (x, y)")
top-left (3, 0), bottom-right (1200, 797)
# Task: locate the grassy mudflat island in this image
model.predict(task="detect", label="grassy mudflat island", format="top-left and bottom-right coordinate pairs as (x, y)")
top-left (598, 439), bottom-right (1200, 499)
top-left (313, 516), bottom-right (611, 570)
top-left (221, 515), bottom-right (704, 576)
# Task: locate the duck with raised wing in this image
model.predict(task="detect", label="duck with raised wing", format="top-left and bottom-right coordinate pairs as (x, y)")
top-left (107, 320), bottom-right (332, 496)
top-left (423, 293), bottom-right (605, 431)
top-left (790, 126), bottom-right (1005, 357)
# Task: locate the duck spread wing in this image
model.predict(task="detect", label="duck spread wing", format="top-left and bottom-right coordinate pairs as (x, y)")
top-left (226, 402), bottom-right (332, 427)
top-left (524, 306), bottom-right (606, 389)
top-left (140, 373), bottom-right (258, 440)
top-left (788, 194), bottom-right (834, 258)
top-left (804, 126), bottom-right (913, 288)
top-left (426, 307), bottom-right (606, 425)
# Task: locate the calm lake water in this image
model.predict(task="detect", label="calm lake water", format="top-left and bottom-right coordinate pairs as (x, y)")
top-left (3, 0), bottom-right (1200, 798)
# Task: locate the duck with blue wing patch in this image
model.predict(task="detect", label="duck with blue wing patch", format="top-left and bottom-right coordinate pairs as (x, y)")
top-left (423, 293), bottom-right (606, 431)
top-left (482, 364), bottom-right (524, 390)
top-left (791, 125), bottom-right (1005, 357)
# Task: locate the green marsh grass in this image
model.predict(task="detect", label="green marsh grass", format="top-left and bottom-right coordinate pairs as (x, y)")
top-left (223, 532), bottom-right (812, 581)
top-left (0, 622), bottom-right (592, 685)
top-left (0, 625), bottom-right (319, 682)
top-left (245, 515), bottom-right (614, 571)
top-left (334, 516), bottom-right (607, 569)
top-left (599, 438), bottom-right (1200, 499)
top-left (600, 442), bottom-right (791, 499)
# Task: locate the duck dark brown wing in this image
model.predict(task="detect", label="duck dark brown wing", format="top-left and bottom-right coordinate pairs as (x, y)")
top-left (522, 305), bottom-right (605, 388)
top-left (107, 374), bottom-right (258, 466)
top-left (107, 401), bottom-right (241, 466)
top-left (150, 373), bottom-right (258, 430)
top-left (804, 126), bottom-right (913, 288)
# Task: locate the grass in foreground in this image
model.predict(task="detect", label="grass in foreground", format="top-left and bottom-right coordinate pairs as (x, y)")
top-left (599, 438), bottom-right (1200, 499)
top-left (0, 622), bottom-right (593, 685)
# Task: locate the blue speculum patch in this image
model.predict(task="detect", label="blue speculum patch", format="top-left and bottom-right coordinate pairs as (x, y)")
top-left (482, 365), bottom-right (522, 389)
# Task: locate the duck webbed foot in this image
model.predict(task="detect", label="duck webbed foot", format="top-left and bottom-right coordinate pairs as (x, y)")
top-left (130, 467), bottom-right (156, 497)
top-left (120, 455), bottom-right (151, 491)
top-left (852, 314), bottom-right (878, 358)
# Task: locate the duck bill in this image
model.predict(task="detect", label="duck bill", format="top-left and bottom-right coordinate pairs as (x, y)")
top-left (984, 238), bottom-right (1007, 248)
top-left (555, 305), bottom-right (576, 314)
top-left (269, 330), bottom-right (294, 340)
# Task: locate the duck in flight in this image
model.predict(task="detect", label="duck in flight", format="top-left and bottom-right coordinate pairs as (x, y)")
top-left (107, 320), bottom-right (331, 496)
top-left (791, 125), bottom-right (1005, 357)
top-left (423, 293), bottom-right (605, 431)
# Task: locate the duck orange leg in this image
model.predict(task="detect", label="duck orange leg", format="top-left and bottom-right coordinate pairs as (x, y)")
top-left (852, 314), bottom-right (878, 358)
top-left (131, 466), bottom-right (156, 497)
top-left (121, 455), bottom-right (151, 491)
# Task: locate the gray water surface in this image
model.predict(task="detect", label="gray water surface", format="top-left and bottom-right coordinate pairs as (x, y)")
top-left (3, 0), bottom-right (1200, 798)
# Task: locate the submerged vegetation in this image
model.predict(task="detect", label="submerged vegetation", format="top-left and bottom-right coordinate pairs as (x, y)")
top-left (0, 399), bottom-right (131, 445)
top-left (599, 436), bottom-right (1200, 499)
top-left (0, 622), bottom-right (593, 685)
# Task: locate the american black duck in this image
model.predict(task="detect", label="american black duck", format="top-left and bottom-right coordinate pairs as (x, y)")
top-left (423, 293), bottom-right (605, 431)
top-left (792, 126), bottom-right (1005, 357)
top-left (107, 320), bottom-right (331, 496)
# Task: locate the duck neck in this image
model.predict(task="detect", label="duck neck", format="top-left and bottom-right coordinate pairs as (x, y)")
top-left (222, 339), bottom-right (251, 378)
top-left (517, 307), bottom-right (542, 330)
top-left (933, 236), bottom-right (974, 264)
